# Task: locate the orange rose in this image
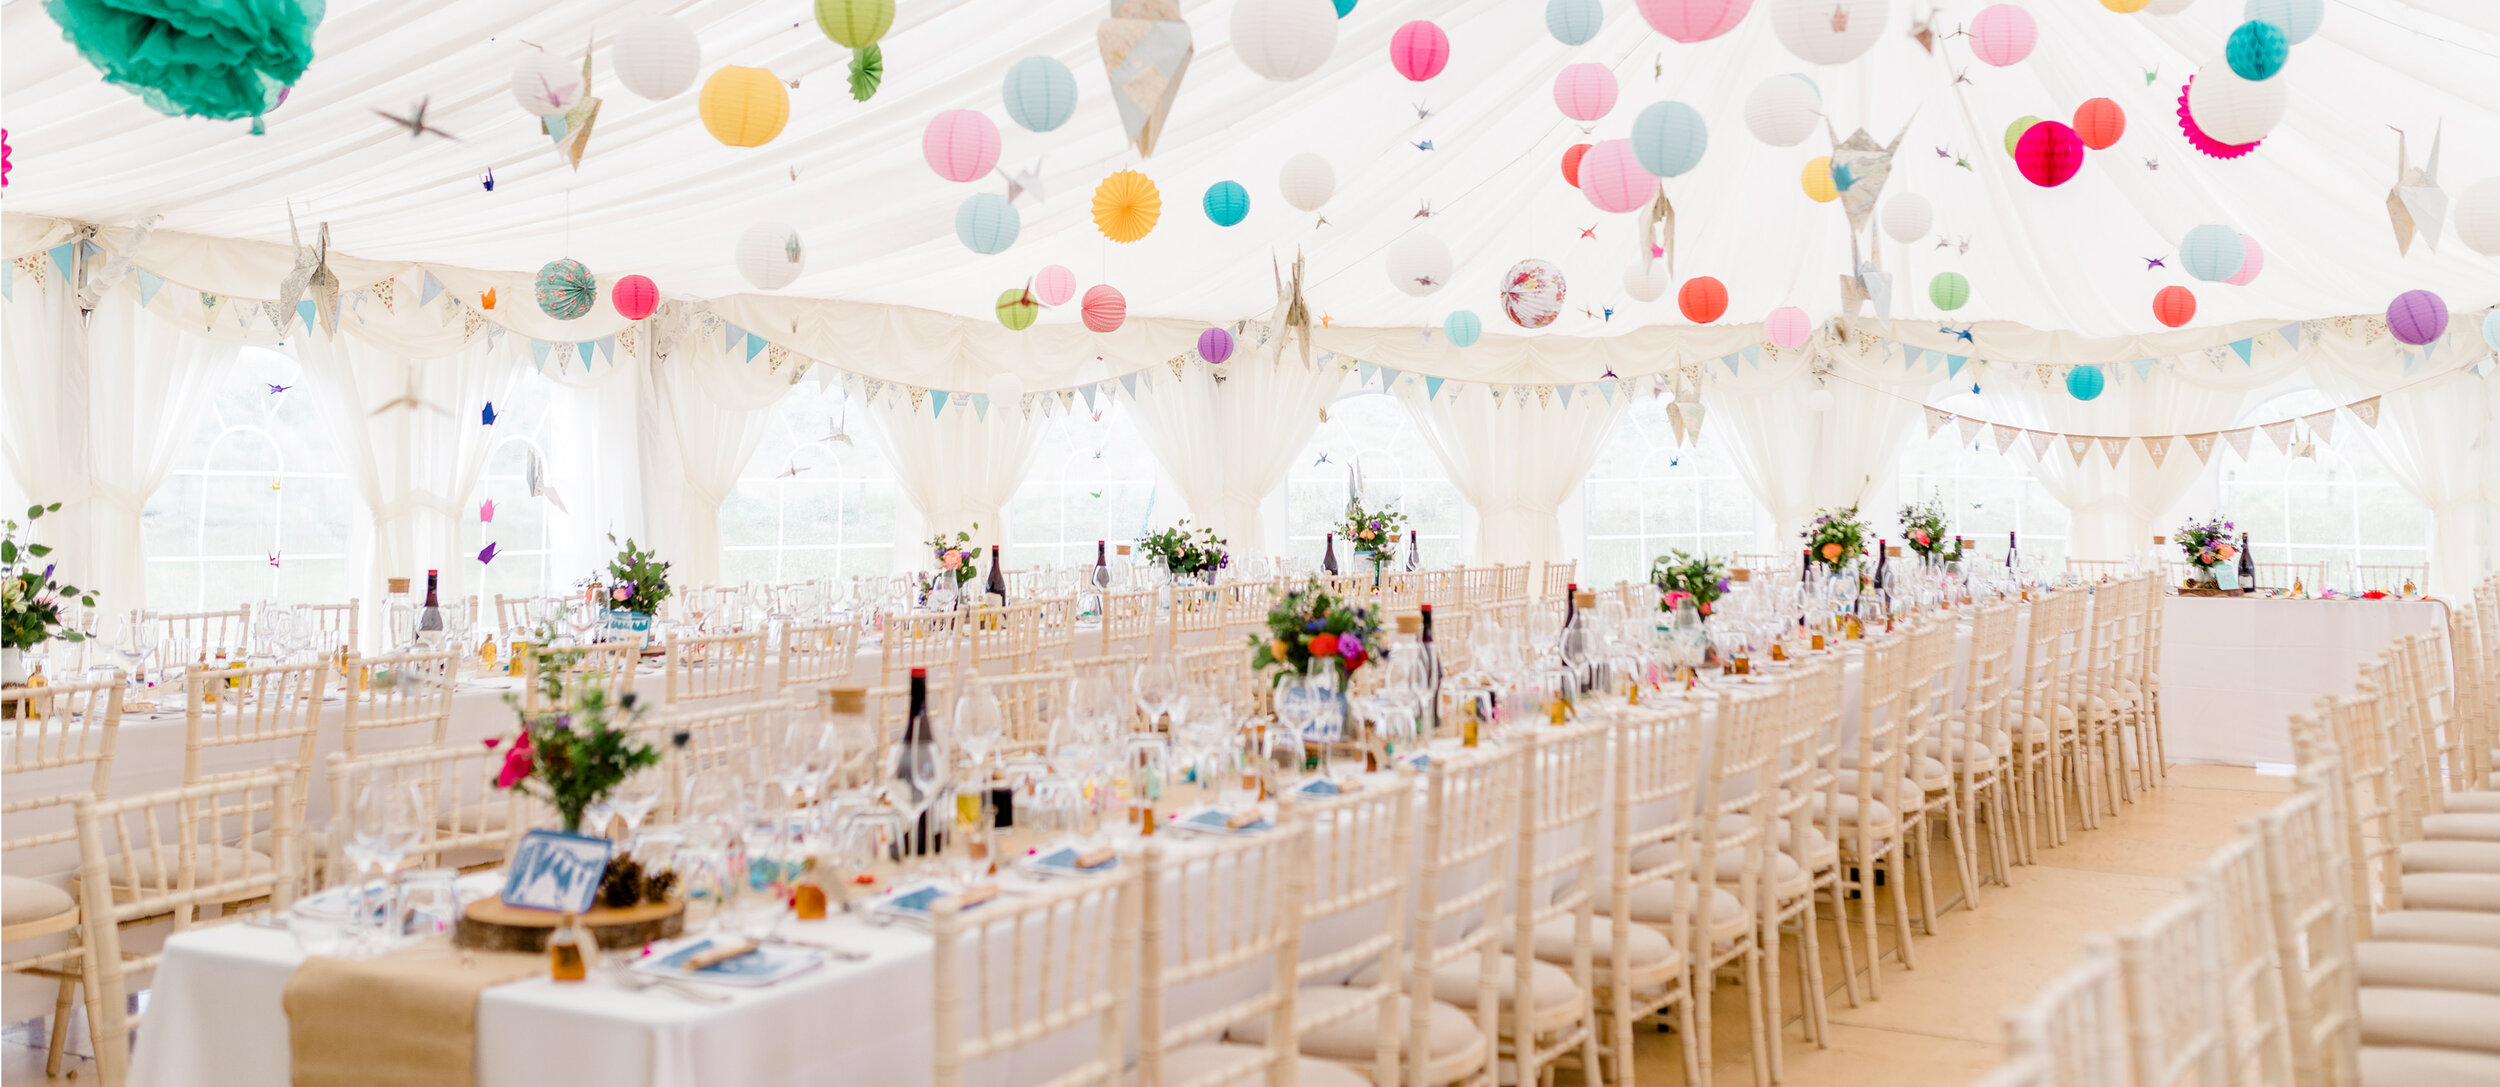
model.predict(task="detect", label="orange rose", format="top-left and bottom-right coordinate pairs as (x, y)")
top-left (1820, 542), bottom-right (1843, 561)
top-left (1309, 633), bottom-right (1339, 658)
top-left (1270, 638), bottom-right (1291, 660)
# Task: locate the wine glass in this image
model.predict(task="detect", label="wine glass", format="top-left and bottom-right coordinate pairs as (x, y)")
top-left (1133, 655), bottom-right (1183, 732)
top-left (890, 728), bottom-right (950, 881)
top-left (610, 765), bottom-right (666, 839)
top-left (115, 613), bottom-right (158, 692)
top-left (340, 780), bottom-right (425, 948)
top-left (953, 686), bottom-right (1008, 780)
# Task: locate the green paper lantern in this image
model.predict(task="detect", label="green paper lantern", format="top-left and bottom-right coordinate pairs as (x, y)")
top-left (814, 0), bottom-right (893, 47)
top-left (2004, 115), bottom-right (2040, 157)
top-left (46, 0), bottom-right (321, 132)
top-left (995, 288), bottom-right (1038, 331)
top-left (1929, 271), bottom-right (1971, 311)
top-left (535, 258), bottom-right (597, 320)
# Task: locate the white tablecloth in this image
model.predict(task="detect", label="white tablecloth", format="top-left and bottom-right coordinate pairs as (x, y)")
top-left (2154, 596), bottom-right (2448, 767)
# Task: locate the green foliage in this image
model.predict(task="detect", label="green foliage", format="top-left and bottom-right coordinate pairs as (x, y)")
top-left (1802, 505), bottom-right (1870, 571)
top-left (601, 534), bottom-right (671, 615)
top-left (497, 625), bottom-right (660, 834)
top-left (3, 504), bottom-right (96, 651)
top-left (1137, 519), bottom-right (1228, 578)
top-left (1247, 578), bottom-right (1385, 683)
top-left (1897, 497), bottom-right (1953, 558)
top-left (1648, 550), bottom-right (1729, 617)
top-left (1336, 497), bottom-right (1407, 565)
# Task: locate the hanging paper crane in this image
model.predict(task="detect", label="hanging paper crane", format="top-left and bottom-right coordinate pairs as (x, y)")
top-left (2387, 123), bottom-right (2447, 255)
top-left (1267, 250), bottom-right (1313, 369)
top-left (526, 448), bottom-right (568, 513)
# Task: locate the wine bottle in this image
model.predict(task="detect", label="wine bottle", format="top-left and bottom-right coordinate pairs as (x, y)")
top-left (1417, 604), bottom-right (1444, 737)
top-left (1405, 529), bottom-right (1421, 572)
top-left (1092, 540), bottom-right (1111, 589)
top-left (1322, 533), bottom-right (1339, 575)
top-left (1799, 547), bottom-right (1811, 583)
top-left (417, 569), bottom-right (445, 636)
top-left (903, 668), bottom-right (939, 858)
top-left (985, 544), bottom-right (1008, 604)
top-left (2237, 533), bottom-right (2257, 595)
top-left (1873, 540), bottom-right (1890, 592)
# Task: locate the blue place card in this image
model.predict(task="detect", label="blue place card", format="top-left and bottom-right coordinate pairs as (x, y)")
top-left (499, 829), bottom-right (613, 914)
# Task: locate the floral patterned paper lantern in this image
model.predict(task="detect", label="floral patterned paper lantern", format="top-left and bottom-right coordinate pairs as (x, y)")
top-left (1636, 0), bottom-right (1753, 42)
top-left (1969, 5), bottom-right (2037, 67)
top-left (1579, 140), bottom-right (1655, 213)
top-left (535, 258), bottom-right (597, 320)
top-left (1198, 327), bottom-right (1236, 363)
top-left (611, 274), bottom-right (658, 321)
top-left (2153, 285), bottom-right (2197, 327)
top-left (1032, 265), bottom-right (1076, 307)
top-left (2073, 98), bottom-right (2126, 149)
top-left (1092, 170), bottom-right (1162, 243)
top-left (924, 110), bottom-right (1002, 182)
top-left (2386, 290), bottom-right (2448, 346)
top-left (1081, 285), bottom-right (1127, 333)
top-left (1389, 21), bottom-right (1450, 81)
top-left (1553, 63), bottom-right (1619, 122)
top-left (1677, 276), bottom-right (1728, 323)
top-left (2015, 121), bottom-right (2086, 187)
top-left (1502, 259), bottom-right (1568, 328)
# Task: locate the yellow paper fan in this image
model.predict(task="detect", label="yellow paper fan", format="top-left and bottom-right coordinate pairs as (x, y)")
top-left (1091, 169), bottom-right (1161, 244)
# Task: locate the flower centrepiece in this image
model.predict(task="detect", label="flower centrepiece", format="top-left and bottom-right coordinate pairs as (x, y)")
top-left (3, 504), bottom-right (96, 653)
top-left (1336, 496), bottom-right (1408, 567)
top-left (490, 631), bottom-right (659, 835)
top-left (1138, 519), bottom-right (1228, 580)
top-left (1648, 549), bottom-right (1729, 620)
top-left (1802, 505), bottom-right (1870, 572)
top-left (927, 525), bottom-right (980, 589)
top-left (601, 534), bottom-right (671, 616)
top-left (1249, 579), bottom-right (1386, 684)
top-left (1897, 497), bottom-right (1952, 560)
top-left (2175, 515), bottom-right (2238, 583)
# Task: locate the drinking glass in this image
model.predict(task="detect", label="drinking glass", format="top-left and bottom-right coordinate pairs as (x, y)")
top-left (115, 613), bottom-right (158, 691)
top-left (890, 731), bottom-right (950, 878)
top-left (1133, 655), bottom-right (1183, 732)
top-left (610, 765), bottom-right (666, 838)
top-left (340, 781), bottom-right (425, 949)
top-left (953, 686), bottom-right (1007, 779)
top-left (396, 869), bottom-right (462, 938)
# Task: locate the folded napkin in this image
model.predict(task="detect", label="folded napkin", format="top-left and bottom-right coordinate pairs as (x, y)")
top-left (282, 942), bottom-right (543, 1087)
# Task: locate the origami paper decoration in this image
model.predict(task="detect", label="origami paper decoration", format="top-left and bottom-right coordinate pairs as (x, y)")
top-left (540, 45), bottom-right (602, 170)
top-left (526, 449), bottom-right (568, 512)
top-left (305, 222), bottom-right (341, 335)
top-left (1097, 0), bottom-right (1194, 157)
top-left (1827, 120), bottom-right (1912, 236)
top-left (277, 204), bottom-right (318, 322)
top-left (1268, 249), bottom-right (1314, 367)
top-left (2387, 124), bottom-right (2446, 255)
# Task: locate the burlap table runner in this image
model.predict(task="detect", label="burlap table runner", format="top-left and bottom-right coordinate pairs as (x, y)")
top-left (281, 941), bottom-right (544, 1087)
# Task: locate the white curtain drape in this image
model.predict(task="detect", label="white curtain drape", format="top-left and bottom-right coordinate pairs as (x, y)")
top-left (1393, 382), bottom-right (1621, 563)
top-left (2314, 367), bottom-right (2492, 596)
top-left (866, 392), bottom-right (1047, 557)
top-left (85, 293), bottom-right (240, 609)
top-left (534, 346), bottom-right (647, 583)
top-left (637, 333), bottom-right (790, 588)
top-left (1, 276), bottom-right (95, 590)
top-left (1711, 364), bottom-right (1928, 548)
top-left (1122, 359), bottom-right (1347, 556)
top-left (294, 330), bottom-right (523, 626)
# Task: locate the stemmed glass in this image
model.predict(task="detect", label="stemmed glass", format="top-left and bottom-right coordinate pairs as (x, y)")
top-left (340, 781), bottom-right (425, 950)
top-left (890, 718), bottom-right (952, 882)
top-left (115, 613), bottom-right (158, 693)
top-left (954, 686), bottom-right (1008, 783)
top-left (1133, 655), bottom-right (1183, 733)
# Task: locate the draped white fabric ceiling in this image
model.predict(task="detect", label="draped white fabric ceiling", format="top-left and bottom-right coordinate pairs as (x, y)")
top-left (5, 0), bottom-right (2497, 351)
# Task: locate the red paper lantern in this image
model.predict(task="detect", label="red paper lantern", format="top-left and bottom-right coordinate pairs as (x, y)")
top-left (2153, 285), bottom-right (2197, 327)
top-left (2015, 121), bottom-right (2085, 187)
top-left (1677, 276), bottom-right (1728, 323)
top-left (2072, 98), bottom-right (2125, 150)
top-left (1562, 143), bottom-right (1592, 187)
top-left (1081, 284), bottom-right (1126, 333)
top-left (611, 274), bottom-right (658, 320)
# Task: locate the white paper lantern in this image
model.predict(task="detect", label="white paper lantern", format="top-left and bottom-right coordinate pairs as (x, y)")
top-left (736, 222), bottom-right (806, 290)
top-left (1232, 0), bottom-right (1339, 81)
top-left (1771, 0), bottom-right (1884, 65)
top-left (983, 372), bottom-right (1027, 411)
top-left (1806, 386), bottom-right (1834, 412)
top-left (2455, 176), bottom-right (2500, 256)
top-left (1385, 232), bottom-right (1453, 296)
top-left (2139, 0), bottom-right (2197, 12)
top-left (1880, 193), bottom-right (1933, 243)
top-left (1743, 74), bottom-right (1821, 146)
top-left (512, 54), bottom-right (583, 116)
top-left (2186, 62), bottom-right (2287, 146)
top-left (613, 18), bottom-right (701, 100)
top-left (1279, 152), bottom-right (1336, 211)
top-left (1624, 263), bottom-right (1669, 302)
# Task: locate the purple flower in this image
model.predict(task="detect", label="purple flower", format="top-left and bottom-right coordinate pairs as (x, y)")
top-left (39, 563), bottom-right (53, 582)
top-left (1337, 633), bottom-right (1363, 658)
top-left (1715, 577), bottom-right (1731, 593)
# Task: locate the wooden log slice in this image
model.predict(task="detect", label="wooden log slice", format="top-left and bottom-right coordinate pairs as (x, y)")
top-left (454, 897), bottom-right (685, 952)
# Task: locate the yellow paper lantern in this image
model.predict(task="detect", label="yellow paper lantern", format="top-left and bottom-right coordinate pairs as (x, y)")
top-left (2099, 0), bottom-right (2151, 10)
top-left (1091, 169), bottom-right (1162, 244)
top-left (700, 66), bottom-right (790, 147)
top-left (1801, 156), bottom-right (1839, 202)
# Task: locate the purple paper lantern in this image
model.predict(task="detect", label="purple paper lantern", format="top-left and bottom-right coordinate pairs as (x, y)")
top-left (1197, 326), bottom-right (1236, 364)
top-left (2386, 289), bottom-right (2448, 346)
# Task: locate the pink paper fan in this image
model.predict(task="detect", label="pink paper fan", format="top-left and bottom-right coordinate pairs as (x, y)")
top-left (2176, 77), bottom-right (2260, 160)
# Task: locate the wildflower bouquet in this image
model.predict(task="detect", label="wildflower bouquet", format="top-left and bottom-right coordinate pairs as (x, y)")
top-left (1138, 519), bottom-right (1228, 579)
top-left (927, 525), bottom-right (980, 588)
top-left (1337, 497), bottom-right (1407, 566)
top-left (1801, 506), bottom-right (1870, 572)
top-left (1648, 550), bottom-right (1729, 619)
top-left (1248, 579), bottom-right (1384, 683)
top-left (1897, 497), bottom-right (1952, 559)
top-left (491, 631), bottom-right (659, 835)
top-left (602, 534), bottom-right (672, 616)
top-left (3, 504), bottom-right (95, 652)
top-left (2176, 516), bottom-right (2238, 568)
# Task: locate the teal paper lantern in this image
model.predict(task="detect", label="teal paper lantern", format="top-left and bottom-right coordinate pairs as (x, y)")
top-left (2066, 365), bottom-right (2106, 401)
top-left (2226, 20), bottom-right (2288, 81)
top-left (1444, 309), bottom-right (1483, 347)
top-left (1332, 0), bottom-right (1357, 15)
top-left (955, 193), bottom-right (1020, 254)
top-left (2181, 225), bottom-right (2246, 282)
top-left (1203, 180), bottom-right (1250, 226)
top-left (1000, 56), bottom-right (1077, 132)
top-left (2243, 0), bottom-right (2322, 44)
top-left (1928, 271), bottom-right (1971, 311)
top-left (534, 258), bottom-right (598, 320)
top-left (2484, 308), bottom-right (2500, 354)
top-left (1630, 101), bottom-right (1708, 178)
top-left (1546, 0), bottom-right (1603, 45)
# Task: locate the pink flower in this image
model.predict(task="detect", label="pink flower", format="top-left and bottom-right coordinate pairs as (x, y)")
top-left (940, 551), bottom-right (963, 570)
top-left (1910, 530), bottom-right (1930, 546)
top-left (494, 731), bottom-right (534, 789)
top-left (1663, 590), bottom-right (1693, 609)
top-left (612, 584), bottom-right (633, 602)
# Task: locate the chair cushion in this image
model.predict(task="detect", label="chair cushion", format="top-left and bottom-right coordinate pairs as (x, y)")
top-left (2, 875), bottom-right (76, 928)
top-left (2442, 793), bottom-right (2500, 815)
top-left (1838, 751), bottom-right (1951, 791)
top-left (2370, 911), bottom-right (2500, 952)
top-left (2360, 1046), bottom-right (2500, 1087)
top-left (1810, 790), bottom-right (1902, 836)
top-left (1503, 915), bottom-right (1684, 991)
top-left (2401, 874), bottom-right (2500, 914)
top-left (1920, 735), bottom-right (2003, 769)
top-left (2423, 813), bottom-right (2500, 844)
top-left (1715, 813), bottom-right (1838, 870)
top-left (2401, 840), bottom-right (2500, 876)
top-left (1140, 1043), bottom-right (1372, 1087)
top-left (2356, 942), bottom-right (2500, 997)
top-left (1225, 985), bottom-right (1483, 1068)
top-left (2358, 988), bottom-right (2500, 1054)
top-left (1828, 770), bottom-right (1926, 810)
top-left (1617, 872), bottom-right (1751, 946)
top-left (1351, 953), bottom-right (1580, 1030)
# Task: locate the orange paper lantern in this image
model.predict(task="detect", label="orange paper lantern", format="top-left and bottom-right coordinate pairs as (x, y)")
top-left (1678, 276), bottom-right (1728, 323)
top-left (2073, 97), bottom-right (2126, 150)
top-left (1562, 143), bottom-right (1592, 187)
top-left (2153, 285), bottom-right (2197, 327)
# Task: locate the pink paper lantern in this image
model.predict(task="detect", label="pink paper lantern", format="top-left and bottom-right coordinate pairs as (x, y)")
top-left (1082, 285), bottom-right (1127, 333)
top-left (1390, 21), bottom-right (1450, 81)
top-left (611, 274), bottom-right (658, 321)
top-left (1577, 140), bottom-right (1654, 214)
top-left (1765, 306), bottom-right (1810, 348)
top-left (2223, 235), bottom-right (2264, 286)
top-left (1032, 265), bottom-right (1076, 307)
top-left (1635, 0), bottom-right (1753, 42)
top-left (922, 110), bottom-right (1001, 182)
top-left (2014, 121), bottom-right (2085, 187)
top-left (1553, 63), bottom-right (1619, 123)
top-left (1968, 4), bottom-right (2036, 67)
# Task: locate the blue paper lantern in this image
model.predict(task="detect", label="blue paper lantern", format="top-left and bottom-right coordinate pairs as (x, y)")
top-left (2180, 225), bottom-right (2246, 282)
top-left (1545, 0), bottom-right (1603, 45)
top-left (955, 193), bottom-right (1020, 254)
top-left (2065, 365), bottom-right (2106, 401)
top-left (2483, 308), bottom-right (2500, 354)
top-left (1203, 180), bottom-right (1250, 226)
top-left (1631, 101), bottom-right (1708, 178)
top-left (1000, 56), bottom-right (1077, 132)
top-left (2226, 20), bottom-right (2288, 81)
top-left (2243, 0), bottom-right (2322, 44)
top-left (1444, 310), bottom-right (1483, 347)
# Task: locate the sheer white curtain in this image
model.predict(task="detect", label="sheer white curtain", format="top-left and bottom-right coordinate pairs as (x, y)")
top-left (1123, 359), bottom-right (1345, 556)
top-left (2313, 366), bottom-right (2491, 596)
top-left (867, 393), bottom-right (1047, 555)
top-left (0, 279), bottom-right (95, 588)
top-left (294, 331), bottom-right (523, 623)
top-left (535, 347), bottom-right (647, 585)
top-left (1393, 382), bottom-right (1621, 563)
top-left (638, 332), bottom-right (788, 588)
top-left (1712, 363), bottom-right (1926, 548)
top-left (85, 294), bottom-right (240, 609)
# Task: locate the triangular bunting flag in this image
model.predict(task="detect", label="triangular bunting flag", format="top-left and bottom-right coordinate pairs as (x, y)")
top-left (1119, 373), bottom-right (1140, 398)
top-left (931, 390), bottom-right (950, 417)
top-left (972, 393), bottom-right (990, 420)
top-left (576, 342), bottom-right (595, 366)
top-left (1666, 402), bottom-right (1688, 445)
top-left (1721, 354), bottom-right (1741, 375)
top-left (1357, 361), bottom-right (1377, 385)
top-left (596, 335), bottom-right (617, 363)
top-left (2026, 430), bottom-right (2055, 459)
top-left (1079, 384), bottom-right (1098, 413)
top-left (1425, 376), bottom-right (1445, 400)
top-left (2259, 419), bottom-right (2296, 453)
top-left (745, 333), bottom-right (766, 362)
top-left (1055, 389), bottom-right (1074, 412)
top-left (1924, 406), bottom-right (1953, 437)
top-left (1598, 381), bottom-right (1615, 403)
top-left (296, 299), bottom-right (318, 331)
top-left (47, 243), bottom-right (75, 279)
top-left (136, 269), bottom-right (164, 306)
top-left (2065, 434), bottom-right (2093, 466)
top-left (2348, 396), bottom-right (2380, 428)
top-left (1741, 345), bottom-right (1761, 366)
top-left (861, 378), bottom-right (885, 405)
top-left (530, 341), bottom-right (553, 368)
top-left (2142, 435), bottom-right (2173, 468)
top-left (2278, 322), bottom-right (2302, 351)
top-left (1378, 367), bottom-right (1400, 389)
top-left (2132, 358), bottom-right (2154, 379)
top-left (420, 273), bottom-right (443, 308)
top-left (2185, 432), bottom-right (2219, 464)
top-left (2229, 338), bottom-right (2254, 365)
top-left (2, 262), bottom-right (13, 302)
top-left (1946, 354), bottom-right (1968, 377)
top-left (721, 322), bottom-right (743, 352)
top-left (2099, 436), bottom-right (2128, 467)
top-left (2301, 409), bottom-right (2336, 444)
top-left (909, 387), bottom-right (927, 414)
top-left (372, 278), bottom-right (396, 311)
top-left (1956, 415), bottom-right (1985, 446)
top-left (1557, 384), bottom-right (1575, 408)
top-left (1989, 423), bottom-right (2021, 453)
top-left (2220, 427), bottom-right (2254, 459)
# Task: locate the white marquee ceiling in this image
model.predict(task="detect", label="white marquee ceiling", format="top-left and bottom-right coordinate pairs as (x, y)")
top-left (5, 0), bottom-right (2497, 343)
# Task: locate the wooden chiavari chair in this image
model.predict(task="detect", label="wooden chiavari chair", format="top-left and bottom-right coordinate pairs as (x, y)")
top-left (1491, 721), bottom-right (1609, 1087)
top-left (1603, 702), bottom-right (1706, 1087)
top-left (158, 605), bottom-right (251, 659)
top-left (304, 599), bottom-right (360, 651)
top-left (969, 602), bottom-right (1041, 671)
top-left (324, 745), bottom-right (527, 877)
top-left (182, 661), bottom-right (327, 881)
top-left (1167, 584), bottom-right (1226, 650)
top-left (660, 629), bottom-right (768, 706)
top-left (2253, 560), bottom-right (2326, 594)
top-left (1826, 629), bottom-right (1921, 999)
top-left (776, 616), bottom-right (862, 694)
top-left (1498, 563), bottom-right (1531, 602)
top-left (1032, 595), bottom-right (1078, 657)
top-left (1176, 644), bottom-right (1253, 714)
top-left (1935, 596), bottom-right (2020, 881)
top-left (2186, 835), bottom-right (2297, 1087)
top-left (2002, 942), bottom-right (2130, 1087)
top-left (1222, 579), bottom-right (1276, 631)
top-left (1693, 683), bottom-right (1783, 1087)
top-left (968, 669), bottom-right (1072, 757)
top-left (1539, 560), bottom-right (1577, 600)
top-left (1375, 744), bottom-right (1521, 1087)
top-left (2255, 779), bottom-right (2362, 1087)
top-left (1749, 658), bottom-right (1845, 1047)
top-left (2113, 894), bottom-right (2233, 1087)
top-left (881, 611), bottom-right (967, 685)
top-left (930, 866), bottom-right (1139, 1087)
top-left (1099, 589), bottom-right (1157, 656)
top-left (492, 593), bottom-right (535, 635)
top-left (1132, 818), bottom-right (1342, 1086)
top-left (72, 770), bottom-right (303, 1087)
top-left (520, 637), bottom-right (641, 712)
top-left (647, 698), bottom-right (792, 818)
top-left (339, 649), bottom-right (459, 758)
top-left (3, 679), bottom-right (122, 1077)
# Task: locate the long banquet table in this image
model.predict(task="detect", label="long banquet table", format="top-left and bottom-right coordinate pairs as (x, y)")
top-left (2153, 595), bottom-right (2450, 766)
